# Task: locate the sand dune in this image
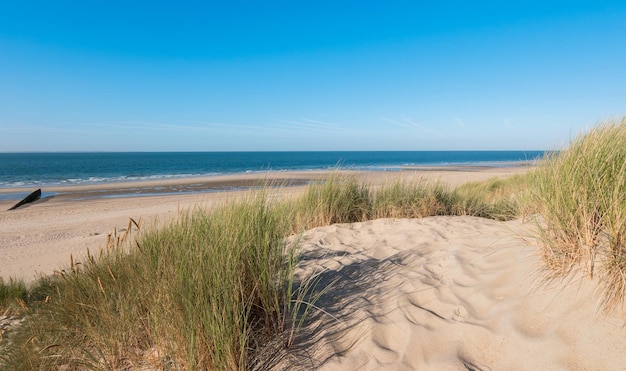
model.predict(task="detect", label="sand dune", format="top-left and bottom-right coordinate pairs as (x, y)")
top-left (3, 168), bottom-right (625, 369)
top-left (281, 217), bottom-right (626, 370)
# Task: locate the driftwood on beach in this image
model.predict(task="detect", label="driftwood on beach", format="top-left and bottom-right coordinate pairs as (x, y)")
top-left (8, 189), bottom-right (42, 211)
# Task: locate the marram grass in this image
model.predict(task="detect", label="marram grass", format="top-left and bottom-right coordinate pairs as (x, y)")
top-left (294, 174), bottom-right (371, 229)
top-left (371, 178), bottom-right (451, 219)
top-left (0, 278), bottom-right (28, 315)
top-left (534, 117), bottom-right (626, 312)
top-left (0, 194), bottom-right (301, 370)
top-left (453, 173), bottom-right (535, 221)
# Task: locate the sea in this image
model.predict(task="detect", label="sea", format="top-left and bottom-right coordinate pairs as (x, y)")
top-left (0, 151), bottom-right (545, 190)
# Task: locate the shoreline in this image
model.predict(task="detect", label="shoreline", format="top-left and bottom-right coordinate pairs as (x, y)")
top-left (0, 166), bottom-right (532, 282)
top-left (0, 162), bottom-right (534, 202)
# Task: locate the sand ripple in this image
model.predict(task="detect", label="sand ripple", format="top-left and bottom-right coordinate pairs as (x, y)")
top-left (281, 216), bottom-right (626, 370)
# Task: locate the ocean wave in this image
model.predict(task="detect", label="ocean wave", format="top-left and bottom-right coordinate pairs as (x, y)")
top-left (0, 173), bottom-right (226, 188)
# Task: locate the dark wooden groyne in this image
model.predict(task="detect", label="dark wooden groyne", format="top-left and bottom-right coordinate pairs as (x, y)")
top-left (8, 189), bottom-right (42, 210)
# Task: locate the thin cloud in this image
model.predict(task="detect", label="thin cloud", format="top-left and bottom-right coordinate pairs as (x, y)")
top-left (2, 122), bottom-right (116, 135)
top-left (86, 121), bottom-right (181, 131)
top-left (402, 118), bottom-right (443, 135)
top-left (381, 117), bottom-right (415, 129)
top-left (299, 118), bottom-right (343, 129)
top-left (0, 123), bottom-right (32, 131)
top-left (381, 117), bottom-right (442, 136)
top-left (182, 120), bottom-right (268, 133)
top-left (453, 117), bottom-right (466, 128)
top-left (270, 119), bottom-right (353, 133)
top-left (88, 120), bottom-right (267, 135)
top-left (86, 118), bottom-right (356, 137)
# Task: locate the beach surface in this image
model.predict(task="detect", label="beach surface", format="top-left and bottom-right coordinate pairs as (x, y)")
top-left (0, 166), bottom-right (526, 282)
top-left (3, 165), bottom-right (625, 368)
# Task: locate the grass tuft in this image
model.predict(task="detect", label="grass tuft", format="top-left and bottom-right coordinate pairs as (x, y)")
top-left (0, 278), bottom-right (28, 315)
top-left (371, 178), bottom-right (450, 219)
top-left (533, 117), bottom-right (626, 312)
top-left (295, 174), bottom-right (371, 229)
top-left (453, 172), bottom-right (535, 220)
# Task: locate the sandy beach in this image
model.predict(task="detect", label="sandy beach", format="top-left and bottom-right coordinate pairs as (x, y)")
top-left (4, 165), bottom-right (626, 369)
top-left (0, 166), bottom-right (527, 282)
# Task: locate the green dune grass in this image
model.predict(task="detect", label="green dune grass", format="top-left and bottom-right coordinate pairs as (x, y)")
top-left (534, 117), bottom-right (626, 311)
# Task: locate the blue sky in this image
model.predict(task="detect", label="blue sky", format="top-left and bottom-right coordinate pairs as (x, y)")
top-left (1, 1), bottom-right (625, 152)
